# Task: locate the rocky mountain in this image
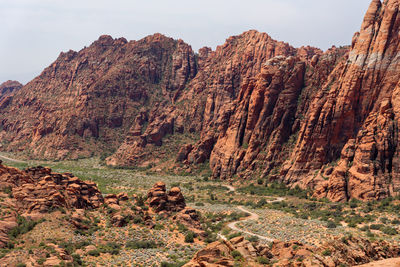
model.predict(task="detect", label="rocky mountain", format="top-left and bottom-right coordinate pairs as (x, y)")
top-left (283, 0), bottom-right (400, 201)
top-left (1, 0), bottom-right (399, 201)
top-left (0, 80), bottom-right (22, 109)
top-left (0, 34), bottom-right (196, 159)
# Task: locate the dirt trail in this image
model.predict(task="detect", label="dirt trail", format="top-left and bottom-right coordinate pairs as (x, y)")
top-left (0, 154), bottom-right (26, 163)
top-left (218, 185), bottom-right (285, 242)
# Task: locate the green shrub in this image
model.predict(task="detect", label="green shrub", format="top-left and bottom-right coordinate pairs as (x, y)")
top-left (2, 186), bottom-right (12, 197)
top-left (177, 223), bottom-right (188, 232)
top-left (380, 217), bottom-right (389, 224)
top-left (231, 250), bottom-right (242, 260)
top-left (72, 254), bottom-right (82, 265)
top-left (98, 242), bottom-right (120, 255)
top-left (160, 262), bottom-right (187, 267)
top-left (349, 199), bottom-right (359, 208)
top-left (185, 231), bottom-right (195, 243)
top-left (37, 258), bottom-right (46, 264)
top-left (125, 240), bottom-right (159, 249)
top-left (154, 223), bottom-right (164, 230)
top-left (87, 249), bottom-right (100, 257)
top-left (246, 236), bottom-right (259, 242)
top-left (238, 183), bottom-right (309, 199)
top-left (391, 219), bottom-right (400, 225)
top-left (381, 226), bottom-right (398, 235)
top-left (369, 224), bottom-right (384, 230)
top-left (8, 216), bottom-right (42, 239)
top-left (132, 216), bottom-right (143, 224)
top-left (135, 195), bottom-right (145, 207)
top-left (322, 249), bottom-right (332, 256)
top-left (16, 264), bottom-right (26, 267)
top-left (257, 256), bottom-right (270, 264)
top-left (326, 221), bottom-right (337, 229)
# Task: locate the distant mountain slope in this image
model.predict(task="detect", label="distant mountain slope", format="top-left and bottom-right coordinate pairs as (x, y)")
top-left (0, 80), bottom-right (22, 109)
top-left (1, 0), bottom-right (399, 201)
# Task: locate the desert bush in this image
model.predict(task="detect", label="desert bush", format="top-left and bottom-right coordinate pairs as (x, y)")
top-left (125, 240), bottom-right (159, 249)
top-left (326, 221), bottom-right (337, 229)
top-left (87, 249), bottom-right (100, 257)
top-left (8, 216), bottom-right (42, 239)
top-left (184, 231), bottom-right (195, 243)
top-left (160, 262), bottom-right (187, 267)
top-left (369, 224), bottom-right (384, 230)
top-left (98, 242), bottom-right (120, 255)
top-left (322, 249), bottom-right (331, 256)
top-left (381, 226), bottom-right (398, 235)
top-left (231, 250), bottom-right (242, 260)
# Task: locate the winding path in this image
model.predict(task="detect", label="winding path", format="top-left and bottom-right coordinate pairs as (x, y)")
top-left (218, 184), bottom-right (285, 242)
top-left (0, 154), bottom-right (26, 163)
top-left (224, 184), bottom-right (235, 192)
top-left (225, 206), bottom-right (274, 242)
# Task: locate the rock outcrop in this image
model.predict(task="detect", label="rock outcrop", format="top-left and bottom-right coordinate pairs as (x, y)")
top-left (147, 181), bottom-right (186, 213)
top-left (282, 0), bottom-right (400, 201)
top-left (0, 161), bottom-right (103, 247)
top-left (2, 0), bottom-right (400, 201)
top-left (0, 34), bottom-right (197, 160)
top-left (184, 235), bottom-right (400, 267)
top-left (4, 165), bottom-right (104, 212)
top-left (0, 80), bottom-right (22, 109)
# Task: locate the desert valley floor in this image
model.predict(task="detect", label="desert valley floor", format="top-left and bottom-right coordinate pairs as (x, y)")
top-left (1, 153), bottom-right (400, 266)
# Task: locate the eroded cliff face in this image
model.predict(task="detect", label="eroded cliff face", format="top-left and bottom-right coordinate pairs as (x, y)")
top-left (0, 80), bottom-right (22, 109)
top-left (106, 30), bottom-right (322, 167)
top-left (1, 0), bottom-right (399, 201)
top-left (283, 0), bottom-right (400, 201)
top-left (0, 34), bottom-right (196, 159)
top-left (107, 0), bottom-right (400, 201)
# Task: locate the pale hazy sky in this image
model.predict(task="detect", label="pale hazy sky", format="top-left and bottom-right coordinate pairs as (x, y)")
top-left (1, 0), bottom-right (371, 84)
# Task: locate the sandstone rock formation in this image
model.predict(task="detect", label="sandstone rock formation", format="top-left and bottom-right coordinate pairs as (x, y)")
top-left (0, 34), bottom-right (196, 160)
top-left (282, 0), bottom-right (400, 201)
top-left (147, 182), bottom-right (204, 234)
top-left (184, 235), bottom-right (400, 267)
top-left (11, 166), bottom-right (103, 212)
top-left (0, 80), bottom-right (22, 110)
top-left (147, 181), bottom-right (186, 213)
top-left (2, 0), bottom-right (400, 201)
top-left (0, 161), bottom-right (103, 247)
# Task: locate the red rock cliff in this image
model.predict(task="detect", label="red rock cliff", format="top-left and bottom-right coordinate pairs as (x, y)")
top-left (283, 0), bottom-right (400, 201)
top-left (2, 0), bottom-right (399, 202)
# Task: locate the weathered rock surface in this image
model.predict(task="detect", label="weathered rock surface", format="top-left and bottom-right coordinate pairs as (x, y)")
top-left (0, 80), bottom-right (22, 109)
top-left (0, 161), bottom-right (103, 247)
top-left (147, 181), bottom-right (186, 213)
top-left (12, 166), bottom-right (103, 212)
top-left (358, 258), bottom-right (400, 267)
top-left (282, 0), bottom-right (400, 201)
top-left (0, 34), bottom-right (196, 160)
top-left (2, 0), bottom-right (400, 201)
top-left (184, 235), bottom-right (400, 267)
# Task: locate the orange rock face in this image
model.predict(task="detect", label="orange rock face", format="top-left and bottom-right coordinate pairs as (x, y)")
top-left (0, 80), bottom-right (22, 110)
top-left (0, 34), bottom-right (196, 160)
top-left (184, 235), bottom-right (400, 267)
top-left (147, 181), bottom-right (186, 213)
top-left (2, 0), bottom-right (400, 201)
top-left (0, 161), bottom-right (103, 248)
top-left (0, 162), bottom-right (103, 213)
top-left (283, 0), bottom-right (400, 201)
